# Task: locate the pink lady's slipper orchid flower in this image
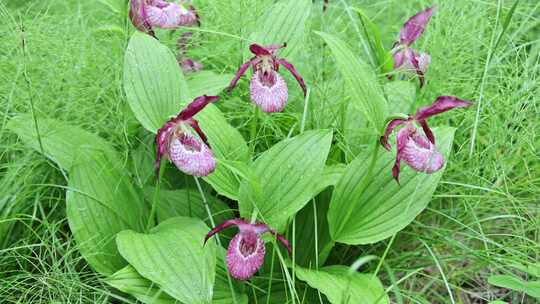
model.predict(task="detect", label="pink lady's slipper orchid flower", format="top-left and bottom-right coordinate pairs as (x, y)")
top-left (392, 6), bottom-right (436, 88)
top-left (205, 219), bottom-right (291, 280)
top-left (129, 0), bottom-right (199, 36)
top-left (380, 96), bottom-right (472, 184)
top-left (155, 95), bottom-right (218, 177)
top-left (228, 43), bottom-right (307, 113)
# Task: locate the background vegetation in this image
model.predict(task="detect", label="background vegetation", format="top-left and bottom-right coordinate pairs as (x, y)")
top-left (1, 0), bottom-right (539, 303)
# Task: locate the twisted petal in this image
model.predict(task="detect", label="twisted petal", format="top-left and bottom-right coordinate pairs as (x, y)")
top-left (227, 230), bottom-right (266, 280)
top-left (380, 118), bottom-right (407, 151)
top-left (401, 132), bottom-right (444, 174)
top-left (178, 95), bottom-right (219, 120)
top-left (250, 71), bottom-right (288, 113)
top-left (204, 219), bottom-right (245, 244)
top-left (268, 229), bottom-right (292, 255)
top-left (228, 58), bottom-right (257, 93)
top-left (169, 132), bottom-right (216, 177)
top-left (418, 119), bottom-right (435, 144)
top-left (399, 6), bottom-right (436, 46)
top-left (414, 96), bottom-right (473, 121)
top-left (277, 58), bottom-right (307, 97)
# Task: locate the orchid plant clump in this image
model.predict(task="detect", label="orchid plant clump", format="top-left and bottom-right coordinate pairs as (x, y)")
top-left (130, 0), bottom-right (472, 289)
top-left (9, 1), bottom-right (482, 303)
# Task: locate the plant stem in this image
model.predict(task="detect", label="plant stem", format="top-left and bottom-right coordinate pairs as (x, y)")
top-left (194, 177), bottom-right (237, 304)
top-left (146, 163), bottom-right (165, 232)
top-left (300, 88), bottom-right (310, 133)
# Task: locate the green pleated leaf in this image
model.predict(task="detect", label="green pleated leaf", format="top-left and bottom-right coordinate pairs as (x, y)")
top-left (143, 187), bottom-right (233, 225)
top-left (8, 116), bottom-right (147, 275)
top-left (510, 262), bottom-right (540, 277)
top-left (116, 217), bottom-right (216, 304)
top-left (197, 105), bottom-right (250, 200)
top-left (7, 115), bottom-right (117, 170)
top-left (186, 71), bottom-right (233, 101)
top-left (316, 31), bottom-right (387, 133)
top-left (251, 0), bottom-right (312, 58)
top-left (384, 80), bottom-right (416, 115)
top-left (67, 151), bottom-right (148, 275)
top-left (124, 32), bottom-right (188, 133)
top-left (238, 130), bottom-right (333, 229)
top-left (106, 265), bottom-right (179, 304)
top-left (328, 127), bottom-right (455, 245)
top-left (488, 275), bottom-right (540, 298)
top-left (295, 265), bottom-right (389, 304)
top-left (107, 261), bottom-right (249, 304)
top-left (354, 8), bottom-right (394, 74)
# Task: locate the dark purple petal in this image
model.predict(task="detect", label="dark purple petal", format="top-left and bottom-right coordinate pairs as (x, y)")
top-left (249, 43), bottom-right (271, 56)
top-left (268, 229), bottom-right (292, 255)
top-left (401, 131), bottom-right (444, 174)
top-left (228, 58), bottom-right (256, 93)
top-left (408, 50), bottom-right (425, 88)
top-left (414, 96), bottom-right (473, 121)
top-left (178, 95), bottom-right (219, 120)
top-left (155, 119), bottom-right (176, 175)
top-left (392, 126), bottom-right (412, 184)
top-left (204, 219), bottom-right (246, 244)
top-left (392, 49), bottom-right (406, 70)
top-left (265, 43), bottom-right (287, 54)
top-left (226, 230), bottom-right (265, 280)
top-left (418, 119), bottom-right (435, 144)
top-left (399, 6), bottom-right (436, 46)
top-left (380, 118), bottom-right (407, 151)
top-left (249, 70), bottom-right (289, 113)
top-left (186, 118), bottom-right (209, 147)
top-left (277, 58), bottom-right (307, 97)
top-left (168, 132), bottom-right (216, 176)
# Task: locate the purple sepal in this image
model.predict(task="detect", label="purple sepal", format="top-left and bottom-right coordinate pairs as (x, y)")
top-left (380, 118), bottom-right (407, 150)
top-left (179, 95), bottom-right (219, 120)
top-left (205, 219), bottom-right (291, 280)
top-left (414, 96), bottom-right (472, 121)
top-left (249, 43), bottom-right (271, 56)
top-left (399, 6), bottom-right (436, 46)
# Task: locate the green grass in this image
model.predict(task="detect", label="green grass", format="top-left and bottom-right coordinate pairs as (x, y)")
top-left (1, 0), bottom-right (539, 303)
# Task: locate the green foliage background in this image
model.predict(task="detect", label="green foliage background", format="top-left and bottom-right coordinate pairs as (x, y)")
top-left (0, 0), bottom-right (539, 303)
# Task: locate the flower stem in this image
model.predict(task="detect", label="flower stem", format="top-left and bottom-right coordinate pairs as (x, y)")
top-left (300, 88), bottom-right (310, 133)
top-left (194, 177), bottom-right (237, 304)
top-left (146, 162), bottom-right (165, 232)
